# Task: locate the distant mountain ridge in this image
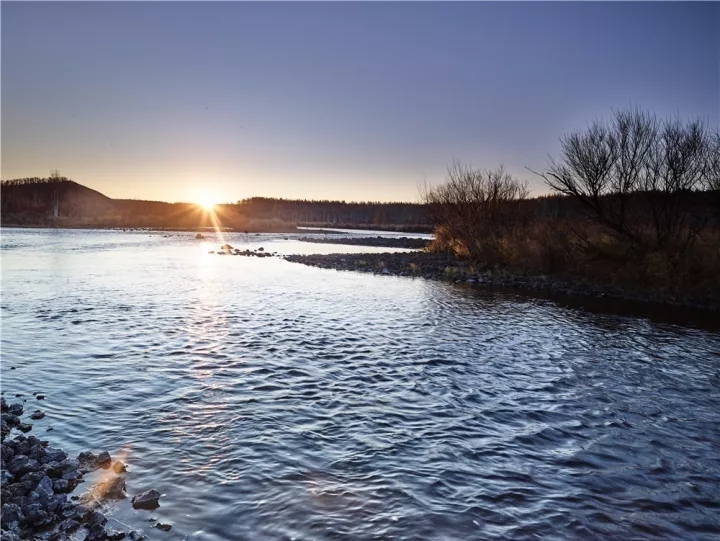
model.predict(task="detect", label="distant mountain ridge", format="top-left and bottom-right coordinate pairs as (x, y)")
top-left (0, 177), bottom-right (431, 231)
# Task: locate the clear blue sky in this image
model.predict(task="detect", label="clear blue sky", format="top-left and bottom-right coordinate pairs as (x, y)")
top-left (2, 1), bottom-right (718, 203)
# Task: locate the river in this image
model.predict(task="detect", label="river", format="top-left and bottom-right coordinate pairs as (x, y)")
top-left (2, 228), bottom-right (719, 540)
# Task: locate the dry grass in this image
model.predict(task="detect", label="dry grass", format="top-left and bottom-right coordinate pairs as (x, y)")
top-left (427, 220), bottom-right (720, 298)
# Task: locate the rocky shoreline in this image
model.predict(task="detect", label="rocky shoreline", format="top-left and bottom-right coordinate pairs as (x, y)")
top-left (1, 397), bottom-right (166, 541)
top-left (283, 251), bottom-right (720, 312)
top-left (298, 236), bottom-right (429, 249)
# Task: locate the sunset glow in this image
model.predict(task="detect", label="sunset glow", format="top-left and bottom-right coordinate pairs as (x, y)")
top-left (195, 193), bottom-right (218, 212)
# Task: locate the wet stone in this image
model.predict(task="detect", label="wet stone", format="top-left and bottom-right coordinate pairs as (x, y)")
top-left (96, 451), bottom-right (111, 468)
top-left (105, 529), bottom-right (126, 541)
top-left (131, 489), bottom-right (161, 510)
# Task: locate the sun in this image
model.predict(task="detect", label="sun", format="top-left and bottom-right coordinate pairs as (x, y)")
top-left (195, 193), bottom-right (217, 211)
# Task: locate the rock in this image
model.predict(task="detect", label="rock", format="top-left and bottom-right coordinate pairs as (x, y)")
top-left (1, 503), bottom-right (24, 525)
top-left (7, 403), bottom-right (24, 416)
top-left (131, 489), bottom-right (161, 510)
top-left (129, 531), bottom-right (145, 541)
top-left (154, 523), bottom-right (172, 532)
top-left (112, 460), bottom-right (127, 474)
top-left (41, 447), bottom-right (68, 464)
top-left (77, 451), bottom-right (98, 472)
top-left (2, 413), bottom-right (20, 428)
top-left (84, 523), bottom-right (107, 541)
top-left (8, 456), bottom-right (41, 477)
top-left (195, 233), bottom-right (205, 239)
top-left (93, 476), bottom-right (126, 500)
top-left (30, 411), bottom-right (45, 420)
top-left (258, 247), bottom-right (264, 251)
top-left (85, 510), bottom-right (107, 527)
top-left (28, 474), bottom-right (55, 509)
top-left (105, 529), bottom-right (126, 540)
top-left (22, 502), bottom-right (52, 527)
top-left (52, 479), bottom-right (73, 493)
top-left (96, 451), bottom-right (111, 468)
top-left (58, 518), bottom-right (80, 532)
top-left (17, 423), bottom-right (32, 433)
top-left (220, 244), bottom-right (233, 251)
top-left (1, 469), bottom-right (13, 485)
top-left (45, 457), bottom-right (78, 478)
top-left (36, 395), bottom-right (46, 400)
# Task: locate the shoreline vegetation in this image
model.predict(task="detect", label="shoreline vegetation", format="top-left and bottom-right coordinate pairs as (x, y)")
top-left (0, 397), bottom-right (163, 541)
top-left (2, 108), bottom-right (718, 313)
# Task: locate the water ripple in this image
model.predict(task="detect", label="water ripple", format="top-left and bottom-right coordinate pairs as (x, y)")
top-left (2, 229), bottom-right (720, 540)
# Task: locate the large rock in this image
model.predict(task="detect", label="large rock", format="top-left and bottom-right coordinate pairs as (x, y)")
top-left (131, 489), bottom-right (161, 510)
top-left (7, 456), bottom-right (41, 477)
top-left (77, 452), bottom-right (98, 472)
top-left (94, 476), bottom-right (126, 500)
top-left (22, 502), bottom-right (52, 527)
top-left (7, 403), bottom-right (23, 416)
top-left (1, 502), bottom-right (24, 527)
top-left (96, 451), bottom-right (111, 468)
top-left (27, 474), bottom-right (54, 509)
top-left (40, 447), bottom-right (68, 465)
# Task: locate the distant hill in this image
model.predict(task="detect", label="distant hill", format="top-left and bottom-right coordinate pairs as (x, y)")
top-left (1, 177), bottom-right (114, 224)
top-left (0, 177), bottom-right (433, 231)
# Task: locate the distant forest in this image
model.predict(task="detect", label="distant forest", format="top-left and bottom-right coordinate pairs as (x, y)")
top-left (0, 177), bottom-right (432, 231)
top-left (4, 175), bottom-right (715, 233)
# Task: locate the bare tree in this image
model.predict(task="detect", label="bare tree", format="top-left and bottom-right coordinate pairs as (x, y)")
top-left (421, 162), bottom-right (529, 260)
top-left (535, 108), bottom-right (718, 253)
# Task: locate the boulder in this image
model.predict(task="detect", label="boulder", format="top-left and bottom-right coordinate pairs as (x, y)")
top-left (131, 489), bottom-right (161, 510)
top-left (105, 529), bottom-right (126, 541)
top-left (84, 523), bottom-right (107, 541)
top-left (7, 403), bottom-right (24, 416)
top-left (1, 503), bottom-right (24, 525)
top-left (8, 456), bottom-right (41, 477)
top-left (93, 476), bottom-right (126, 500)
top-left (96, 451), bottom-right (111, 468)
top-left (112, 461), bottom-right (127, 474)
top-left (58, 518), bottom-right (80, 532)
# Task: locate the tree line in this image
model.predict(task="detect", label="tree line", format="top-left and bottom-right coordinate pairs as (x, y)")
top-left (423, 108), bottom-right (720, 297)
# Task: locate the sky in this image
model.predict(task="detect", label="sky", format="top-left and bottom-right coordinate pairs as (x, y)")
top-left (2, 2), bottom-right (718, 203)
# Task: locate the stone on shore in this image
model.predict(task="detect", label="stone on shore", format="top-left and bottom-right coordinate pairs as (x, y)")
top-left (131, 489), bottom-right (161, 510)
top-left (96, 451), bottom-right (111, 468)
top-left (0, 399), bottom-right (139, 540)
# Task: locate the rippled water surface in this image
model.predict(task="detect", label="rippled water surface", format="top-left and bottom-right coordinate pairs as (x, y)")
top-left (2, 229), bottom-right (720, 540)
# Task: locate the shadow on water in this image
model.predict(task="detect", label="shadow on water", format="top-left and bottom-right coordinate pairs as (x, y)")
top-left (449, 281), bottom-right (720, 333)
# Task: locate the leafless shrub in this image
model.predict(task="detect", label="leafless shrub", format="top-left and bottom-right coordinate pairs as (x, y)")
top-left (421, 162), bottom-right (529, 264)
top-left (535, 108), bottom-right (719, 253)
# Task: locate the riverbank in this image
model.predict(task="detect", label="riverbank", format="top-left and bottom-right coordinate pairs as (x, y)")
top-left (0, 397), bottom-right (162, 541)
top-left (284, 251), bottom-right (720, 312)
top-left (298, 236), bottom-right (429, 249)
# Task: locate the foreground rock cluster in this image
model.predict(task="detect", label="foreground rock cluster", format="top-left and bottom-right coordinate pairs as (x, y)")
top-left (1, 398), bottom-right (163, 541)
top-left (212, 244), bottom-right (277, 257)
top-left (284, 252), bottom-right (720, 310)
